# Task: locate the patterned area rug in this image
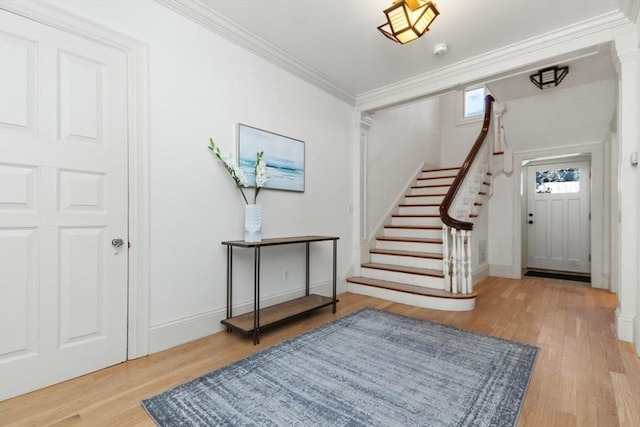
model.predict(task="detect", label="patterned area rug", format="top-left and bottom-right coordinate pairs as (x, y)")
top-left (142, 308), bottom-right (538, 426)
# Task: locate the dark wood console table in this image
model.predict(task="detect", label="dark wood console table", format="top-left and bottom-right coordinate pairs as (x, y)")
top-left (221, 235), bottom-right (339, 344)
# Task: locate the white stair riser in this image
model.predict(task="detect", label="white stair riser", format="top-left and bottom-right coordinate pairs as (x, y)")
top-left (398, 204), bottom-right (440, 215)
top-left (421, 169), bottom-right (459, 179)
top-left (370, 253), bottom-right (443, 270)
top-left (376, 239), bottom-right (443, 254)
top-left (347, 283), bottom-right (476, 312)
top-left (409, 186), bottom-right (451, 196)
top-left (392, 216), bottom-right (441, 227)
top-left (392, 214), bottom-right (442, 226)
top-left (384, 227), bottom-right (442, 239)
top-left (404, 195), bottom-right (444, 205)
top-left (360, 267), bottom-right (445, 289)
top-left (416, 177), bottom-right (455, 186)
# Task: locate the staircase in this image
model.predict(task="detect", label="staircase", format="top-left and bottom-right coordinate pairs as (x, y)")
top-left (347, 95), bottom-right (499, 312)
top-left (347, 166), bottom-right (487, 311)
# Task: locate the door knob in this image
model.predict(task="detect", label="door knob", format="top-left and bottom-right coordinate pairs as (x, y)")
top-left (528, 220), bottom-right (534, 224)
top-left (528, 213), bottom-right (533, 217)
top-left (112, 238), bottom-right (124, 247)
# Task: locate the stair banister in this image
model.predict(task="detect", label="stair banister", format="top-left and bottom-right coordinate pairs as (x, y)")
top-left (439, 95), bottom-right (495, 294)
top-left (440, 94), bottom-right (495, 231)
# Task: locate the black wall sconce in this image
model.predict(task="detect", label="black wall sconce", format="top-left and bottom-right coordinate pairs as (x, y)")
top-left (530, 65), bottom-right (569, 89)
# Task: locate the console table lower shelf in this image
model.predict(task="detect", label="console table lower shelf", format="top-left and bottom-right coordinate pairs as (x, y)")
top-left (221, 294), bottom-right (334, 334)
top-left (221, 235), bottom-right (339, 344)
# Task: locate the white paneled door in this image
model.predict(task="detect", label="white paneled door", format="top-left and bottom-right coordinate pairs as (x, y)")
top-left (526, 160), bottom-right (591, 274)
top-left (0, 10), bottom-right (129, 400)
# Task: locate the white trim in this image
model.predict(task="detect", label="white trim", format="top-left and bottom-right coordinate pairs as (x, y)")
top-left (472, 263), bottom-right (490, 285)
top-left (616, 309), bottom-right (636, 343)
top-left (154, 0), bottom-right (354, 105)
top-left (357, 12), bottom-right (634, 112)
top-left (149, 280), bottom-right (340, 353)
top-left (490, 264), bottom-right (519, 279)
top-left (621, 0), bottom-right (640, 26)
top-left (510, 142), bottom-right (606, 287)
top-left (0, 0), bottom-right (152, 359)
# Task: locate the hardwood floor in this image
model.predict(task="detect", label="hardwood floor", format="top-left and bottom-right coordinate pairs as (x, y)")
top-left (1, 276), bottom-right (639, 426)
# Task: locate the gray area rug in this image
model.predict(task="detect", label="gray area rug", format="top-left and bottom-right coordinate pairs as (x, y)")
top-left (142, 308), bottom-right (538, 426)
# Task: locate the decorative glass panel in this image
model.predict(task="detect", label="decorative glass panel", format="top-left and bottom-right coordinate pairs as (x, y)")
top-left (535, 168), bottom-right (580, 194)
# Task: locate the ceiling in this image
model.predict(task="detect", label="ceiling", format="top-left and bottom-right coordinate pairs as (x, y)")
top-left (165, 0), bottom-right (632, 103)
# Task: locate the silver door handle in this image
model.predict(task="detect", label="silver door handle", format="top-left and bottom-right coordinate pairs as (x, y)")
top-left (112, 238), bottom-right (124, 248)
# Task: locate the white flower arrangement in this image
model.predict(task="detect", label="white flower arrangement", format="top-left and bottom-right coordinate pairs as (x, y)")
top-left (208, 138), bottom-right (267, 204)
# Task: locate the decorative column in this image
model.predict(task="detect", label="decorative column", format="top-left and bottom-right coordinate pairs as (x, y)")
top-left (353, 111), bottom-right (373, 276)
top-left (614, 32), bottom-right (640, 350)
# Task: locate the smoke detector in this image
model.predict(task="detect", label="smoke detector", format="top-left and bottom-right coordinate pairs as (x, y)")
top-left (433, 43), bottom-right (448, 56)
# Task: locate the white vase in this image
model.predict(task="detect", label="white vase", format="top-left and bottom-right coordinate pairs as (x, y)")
top-left (244, 204), bottom-right (262, 242)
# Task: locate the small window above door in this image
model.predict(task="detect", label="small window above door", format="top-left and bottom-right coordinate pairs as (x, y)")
top-left (535, 168), bottom-right (580, 194)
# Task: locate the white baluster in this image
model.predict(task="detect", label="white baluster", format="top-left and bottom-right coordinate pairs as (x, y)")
top-left (450, 228), bottom-right (458, 294)
top-left (466, 230), bottom-right (473, 294)
top-left (442, 225), bottom-right (450, 291)
top-left (457, 231), bottom-right (464, 294)
top-left (459, 230), bottom-right (466, 294)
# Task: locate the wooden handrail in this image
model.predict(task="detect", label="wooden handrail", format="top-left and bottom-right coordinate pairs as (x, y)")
top-left (439, 95), bottom-right (495, 231)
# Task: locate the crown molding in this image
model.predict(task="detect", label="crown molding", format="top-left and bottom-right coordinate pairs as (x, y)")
top-left (621, 0), bottom-right (640, 26)
top-left (357, 11), bottom-right (635, 112)
top-left (0, 0), bottom-right (144, 51)
top-left (155, 0), bottom-right (356, 105)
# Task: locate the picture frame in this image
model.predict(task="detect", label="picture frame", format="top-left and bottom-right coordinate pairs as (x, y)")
top-left (237, 123), bottom-right (305, 192)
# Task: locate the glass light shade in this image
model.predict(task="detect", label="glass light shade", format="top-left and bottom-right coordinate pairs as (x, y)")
top-left (378, 0), bottom-right (439, 44)
top-left (530, 66), bottom-right (569, 89)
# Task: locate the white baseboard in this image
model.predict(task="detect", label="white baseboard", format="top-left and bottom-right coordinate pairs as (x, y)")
top-left (149, 280), bottom-right (344, 354)
top-left (490, 263), bottom-right (519, 279)
top-left (616, 308), bottom-right (636, 343)
top-left (473, 263), bottom-right (490, 285)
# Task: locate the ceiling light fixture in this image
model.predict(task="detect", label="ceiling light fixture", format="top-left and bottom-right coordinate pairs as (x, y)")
top-left (530, 65), bottom-right (569, 89)
top-left (378, 0), bottom-right (440, 45)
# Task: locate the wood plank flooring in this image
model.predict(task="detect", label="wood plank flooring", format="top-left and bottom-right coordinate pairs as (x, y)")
top-left (1, 276), bottom-right (639, 426)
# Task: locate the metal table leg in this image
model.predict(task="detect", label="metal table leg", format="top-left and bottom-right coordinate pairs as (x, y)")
top-left (226, 245), bottom-right (232, 332)
top-left (253, 245), bottom-right (261, 345)
top-left (332, 238), bottom-right (337, 313)
top-left (305, 242), bottom-right (310, 296)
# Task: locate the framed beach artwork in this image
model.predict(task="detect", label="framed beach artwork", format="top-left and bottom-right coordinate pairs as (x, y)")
top-left (237, 124), bottom-right (305, 192)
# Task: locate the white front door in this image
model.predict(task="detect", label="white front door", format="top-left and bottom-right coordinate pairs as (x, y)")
top-left (526, 160), bottom-right (591, 274)
top-left (0, 10), bottom-right (129, 400)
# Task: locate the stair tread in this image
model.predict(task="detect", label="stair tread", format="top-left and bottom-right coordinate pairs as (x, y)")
top-left (385, 225), bottom-right (442, 230)
top-left (411, 184), bottom-right (451, 189)
top-left (370, 249), bottom-right (443, 259)
top-left (396, 204), bottom-right (439, 208)
top-left (346, 276), bottom-right (476, 299)
top-left (362, 262), bottom-right (443, 277)
top-left (406, 193), bottom-right (447, 197)
top-left (422, 167), bottom-right (461, 173)
top-left (377, 236), bottom-right (443, 244)
top-left (417, 175), bottom-right (457, 181)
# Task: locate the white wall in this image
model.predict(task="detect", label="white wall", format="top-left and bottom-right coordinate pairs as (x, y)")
top-left (439, 91), bottom-right (484, 167)
top-left (366, 98), bottom-right (442, 239)
top-left (487, 79), bottom-right (617, 273)
top-left (54, 0), bottom-right (355, 353)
